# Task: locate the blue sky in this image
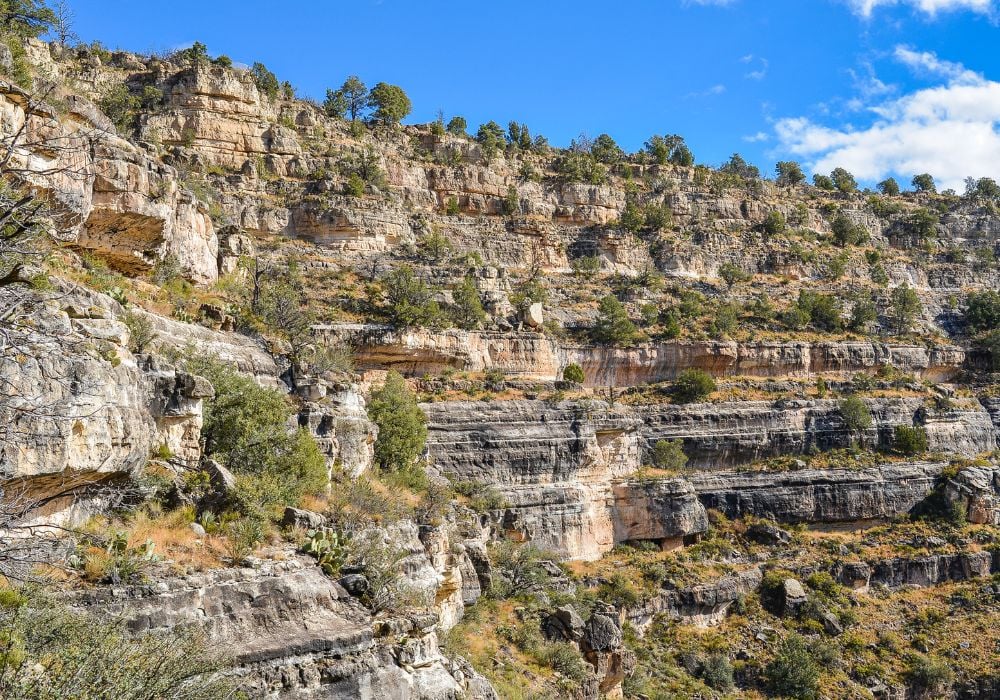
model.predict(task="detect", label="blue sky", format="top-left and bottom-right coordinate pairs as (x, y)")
top-left (64, 0), bottom-right (1000, 189)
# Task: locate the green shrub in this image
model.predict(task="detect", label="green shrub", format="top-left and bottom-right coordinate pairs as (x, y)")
top-left (123, 310), bottom-right (156, 354)
top-left (672, 369), bottom-right (716, 403)
top-left (831, 214), bottom-right (868, 247)
top-left (592, 294), bottom-right (638, 345)
top-left (701, 653), bottom-right (735, 692)
top-left (570, 255), bottom-right (601, 278)
top-left (966, 290), bottom-right (1000, 333)
top-left (889, 284), bottom-right (923, 335)
top-left (381, 265), bottom-right (442, 327)
top-left (718, 262), bottom-right (750, 288)
top-left (763, 211), bottom-right (787, 235)
top-left (451, 276), bottom-right (487, 329)
top-left (366, 82), bottom-right (411, 126)
top-left (905, 654), bottom-right (953, 694)
top-left (766, 634), bottom-right (820, 699)
top-left (250, 62), bottom-right (280, 98)
top-left (651, 439), bottom-right (688, 470)
top-left (562, 363), bottom-right (585, 384)
top-left (224, 517), bottom-right (265, 561)
top-left (368, 371), bottom-right (428, 472)
top-left (597, 572), bottom-right (641, 607)
top-left (893, 425), bottom-right (929, 456)
top-left (0, 589), bottom-right (234, 698)
top-left (185, 358), bottom-right (327, 511)
top-left (543, 642), bottom-right (590, 682)
top-left (839, 396), bottom-right (873, 434)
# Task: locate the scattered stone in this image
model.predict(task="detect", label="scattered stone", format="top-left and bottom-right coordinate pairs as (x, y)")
top-left (821, 611), bottom-right (843, 636)
top-left (281, 506), bottom-right (326, 530)
top-left (542, 605), bottom-right (585, 642)
top-left (747, 522), bottom-right (791, 546)
top-left (189, 522), bottom-right (207, 538)
top-left (523, 302), bottom-right (544, 329)
top-left (338, 574), bottom-right (369, 597)
top-left (781, 578), bottom-right (808, 616)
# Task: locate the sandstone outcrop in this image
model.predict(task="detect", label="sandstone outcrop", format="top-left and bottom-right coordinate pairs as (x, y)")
top-left (318, 324), bottom-right (966, 386)
top-left (78, 556), bottom-right (494, 699)
top-left (0, 78), bottom-right (219, 283)
top-left (691, 462), bottom-right (947, 523)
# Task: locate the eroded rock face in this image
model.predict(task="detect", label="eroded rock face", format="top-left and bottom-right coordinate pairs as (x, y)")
top-left (424, 396), bottom-right (994, 558)
top-left (317, 325), bottom-right (967, 387)
top-left (627, 568), bottom-right (764, 630)
top-left (946, 467), bottom-right (1000, 525)
top-left (0, 80), bottom-right (218, 283)
top-left (0, 285), bottom-right (208, 525)
top-left (690, 462), bottom-right (947, 523)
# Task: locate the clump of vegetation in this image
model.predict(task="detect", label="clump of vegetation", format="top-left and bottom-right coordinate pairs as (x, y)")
top-left (893, 425), bottom-right (929, 456)
top-left (766, 634), bottom-right (821, 699)
top-left (367, 371), bottom-right (428, 487)
top-left (592, 294), bottom-right (638, 345)
top-left (651, 439), bottom-right (688, 471)
top-left (185, 357), bottom-right (327, 515)
top-left (671, 369), bottom-right (715, 403)
top-left (0, 588), bottom-right (235, 699)
top-left (562, 363), bottom-right (585, 384)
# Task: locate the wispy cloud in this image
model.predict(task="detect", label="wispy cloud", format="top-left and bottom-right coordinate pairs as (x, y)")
top-left (845, 0), bottom-right (993, 18)
top-left (743, 131), bottom-right (769, 142)
top-left (894, 45), bottom-right (983, 83)
top-left (686, 84), bottom-right (727, 98)
top-left (739, 54), bottom-right (768, 80)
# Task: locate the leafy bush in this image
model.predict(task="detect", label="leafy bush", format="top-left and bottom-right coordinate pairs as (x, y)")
top-left (250, 62), bottom-right (280, 98)
top-left (592, 294), bottom-right (638, 345)
top-left (451, 276), bottom-right (487, 329)
top-left (906, 654), bottom-right (953, 694)
top-left (185, 358), bottom-right (327, 512)
top-left (562, 363), bottom-right (585, 384)
top-left (488, 541), bottom-right (552, 598)
top-left (570, 255), bottom-right (601, 278)
top-left (763, 211), bottom-right (787, 235)
top-left (877, 177), bottom-right (900, 196)
top-left (543, 642), bottom-right (590, 682)
top-left (890, 284), bottom-right (922, 334)
top-left (831, 214), bottom-right (868, 246)
top-left (672, 369), bottom-right (716, 403)
top-left (123, 309), bottom-right (156, 354)
top-left (718, 262), bottom-right (750, 288)
top-left (0, 589), bottom-right (235, 699)
top-left (700, 653), bottom-right (735, 692)
top-left (381, 265), bottom-right (442, 327)
top-left (651, 439), bottom-right (688, 470)
top-left (965, 290), bottom-right (1000, 333)
top-left (553, 150), bottom-right (607, 184)
top-left (446, 116), bottom-right (467, 135)
top-left (766, 634), bottom-right (820, 700)
top-left (893, 425), bottom-right (929, 456)
top-left (839, 396), bottom-right (873, 433)
top-left (367, 82), bottom-right (411, 125)
top-left (368, 371), bottom-right (428, 472)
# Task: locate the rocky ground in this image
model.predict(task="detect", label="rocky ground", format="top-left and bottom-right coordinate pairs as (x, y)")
top-left (2, 34), bottom-right (1000, 700)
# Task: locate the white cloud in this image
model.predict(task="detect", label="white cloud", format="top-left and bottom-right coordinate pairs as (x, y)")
top-left (893, 46), bottom-right (982, 83)
top-left (743, 131), bottom-right (769, 142)
top-left (686, 84), bottom-right (727, 98)
top-left (774, 50), bottom-right (1000, 190)
top-left (745, 57), bottom-right (769, 81)
top-left (847, 0), bottom-right (993, 17)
